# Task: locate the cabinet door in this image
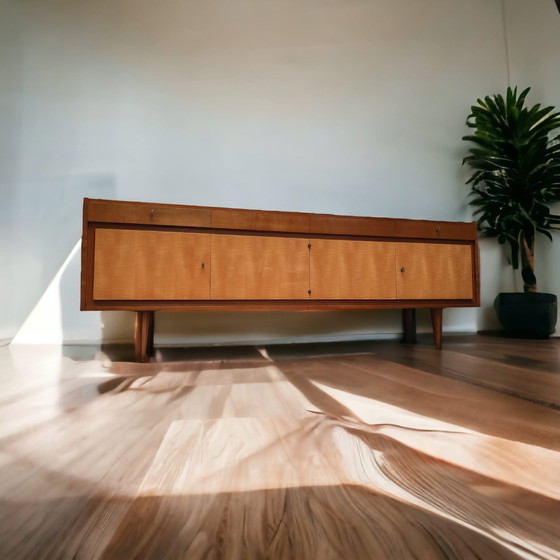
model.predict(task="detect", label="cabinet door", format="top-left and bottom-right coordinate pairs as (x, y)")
top-left (396, 242), bottom-right (474, 300)
top-left (93, 229), bottom-right (210, 300)
top-left (310, 239), bottom-right (396, 299)
top-left (211, 234), bottom-right (309, 299)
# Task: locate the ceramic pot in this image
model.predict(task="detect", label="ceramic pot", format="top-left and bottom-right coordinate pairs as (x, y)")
top-left (494, 292), bottom-right (557, 338)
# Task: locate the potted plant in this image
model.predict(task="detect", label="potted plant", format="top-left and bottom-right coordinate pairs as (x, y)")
top-left (462, 86), bottom-right (560, 337)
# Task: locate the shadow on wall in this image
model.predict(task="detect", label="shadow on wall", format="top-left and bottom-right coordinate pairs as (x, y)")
top-left (150, 309), bottom-right (407, 348)
top-left (133, 307), bottom-right (456, 351)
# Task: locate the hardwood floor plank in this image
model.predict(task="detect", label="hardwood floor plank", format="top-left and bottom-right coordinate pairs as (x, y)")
top-left (447, 335), bottom-right (560, 374)
top-left (0, 336), bottom-right (559, 559)
top-left (371, 343), bottom-right (560, 408)
top-left (275, 353), bottom-right (560, 450)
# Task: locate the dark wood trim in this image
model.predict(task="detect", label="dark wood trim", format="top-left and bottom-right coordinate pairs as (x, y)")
top-left (473, 238), bottom-right (481, 307)
top-left (89, 221), bottom-right (477, 247)
top-left (81, 223), bottom-right (98, 310)
top-left (80, 201), bottom-right (89, 310)
top-left (82, 300), bottom-right (474, 312)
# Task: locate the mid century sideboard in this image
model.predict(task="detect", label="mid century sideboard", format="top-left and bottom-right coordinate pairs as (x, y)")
top-left (80, 198), bottom-right (480, 361)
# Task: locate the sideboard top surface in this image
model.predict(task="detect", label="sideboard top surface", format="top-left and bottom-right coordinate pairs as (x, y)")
top-left (84, 198), bottom-right (477, 241)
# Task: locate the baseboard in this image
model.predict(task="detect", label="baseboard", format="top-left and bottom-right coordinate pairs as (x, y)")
top-left (44, 330), bottom-right (481, 348)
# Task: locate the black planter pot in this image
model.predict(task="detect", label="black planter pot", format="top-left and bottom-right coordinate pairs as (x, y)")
top-left (494, 292), bottom-right (557, 338)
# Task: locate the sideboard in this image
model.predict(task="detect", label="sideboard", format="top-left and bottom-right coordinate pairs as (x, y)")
top-left (81, 198), bottom-right (480, 362)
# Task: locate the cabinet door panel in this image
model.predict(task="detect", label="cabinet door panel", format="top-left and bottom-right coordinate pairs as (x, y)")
top-left (211, 235), bottom-right (309, 299)
top-left (396, 243), bottom-right (473, 300)
top-left (310, 240), bottom-right (396, 299)
top-left (93, 229), bottom-right (210, 300)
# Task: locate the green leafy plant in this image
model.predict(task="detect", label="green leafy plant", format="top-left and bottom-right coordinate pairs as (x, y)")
top-left (462, 86), bottom-right (560, 292)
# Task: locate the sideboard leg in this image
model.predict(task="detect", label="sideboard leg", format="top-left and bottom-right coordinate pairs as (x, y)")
top-left (402, 309), bottom-right (417, 344)
top-left (431, 308), bottom-right (443, 349)
top-left (135, 311), bottom-right (151, 363)
top-left (146, 311), bottom-right (155, 357)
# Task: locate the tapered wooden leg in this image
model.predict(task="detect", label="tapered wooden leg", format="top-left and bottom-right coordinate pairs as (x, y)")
top-left (402, 309), bottom-right (417, 344)
top-left (146, 311), bottom-right (155, 357)
top-left (135, 311), bottom-right (153, 363)
top-left (431, 308), bottom-right (443, 349)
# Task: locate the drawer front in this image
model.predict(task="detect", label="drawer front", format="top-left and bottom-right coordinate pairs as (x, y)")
top-left (310, 239), bottom-right (396, 299)
top-left (309, 215), bottom-right (396, 237)
top-left (211, 234), bottom-right (309, 299)
top-left (87, 200), bottom-right (212, 228)
top-left (212, 208), bottom-right (310, 233)
top-left (396, 242), bottom-right (474, 300)
top-left (93, 229), bottom-right (210, 300)
top-left (395, 220), bottom-right (477, 241)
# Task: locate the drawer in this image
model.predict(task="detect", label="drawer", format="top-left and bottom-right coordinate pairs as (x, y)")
top-left (395, 220), bottom-right (477, 240)
top-left (86, 199), bottom-right (212, 228)
top-left (309, 214), bottom-right (396, 237)
top-left (93, 229), bottom-right (211, 300)
top-left (211, 208), bottom-right (310, 233)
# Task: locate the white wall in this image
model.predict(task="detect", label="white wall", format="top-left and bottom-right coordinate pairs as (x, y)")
top-left (5, 0), bottom-right (549, 345)
top-left (502, 0), bottom-right (560, 302)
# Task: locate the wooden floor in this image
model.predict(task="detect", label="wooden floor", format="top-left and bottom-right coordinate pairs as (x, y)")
top-left (0, 334), bottom-right (559, 559)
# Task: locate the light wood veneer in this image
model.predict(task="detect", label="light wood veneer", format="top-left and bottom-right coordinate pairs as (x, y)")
top-left (396, 242), bottom-right (474, 300)
top-left (94, 229), bottom-right (211, 300)
top-left (210, 234), bottom-right (309, 300)
top-left (309, 239), bottom-right (396, 300)
top-left (81, 198), bottom-right (480, 361)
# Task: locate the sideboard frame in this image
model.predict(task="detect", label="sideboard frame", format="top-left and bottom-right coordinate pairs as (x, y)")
top-left (81, 198), bottom-right (480, 361)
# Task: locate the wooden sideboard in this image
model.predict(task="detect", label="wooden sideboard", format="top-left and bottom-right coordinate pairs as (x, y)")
top-left (81, 198), bottom-right (480, 361)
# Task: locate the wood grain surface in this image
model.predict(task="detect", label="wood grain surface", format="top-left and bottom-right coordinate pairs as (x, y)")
top-left (211, 208), bottom-right (310, 234)
top-left (86, 199), bottom-right (212, 228)
top-left (82, 200), bottom-right (480, 320)
top-left (93, 229), bottom-right (211, 300)
top-left (1, 334), bottom-right (559, 559)
top-left (210, 234), bottom-right (310, 300)
top-left (396, 242), bottom-right (474, 300)
top-left (310, 239), bottom-right (396, 300)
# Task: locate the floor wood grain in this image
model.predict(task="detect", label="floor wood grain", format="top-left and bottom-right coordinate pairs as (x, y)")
top-left (0, 335), bottom-right (559, 559)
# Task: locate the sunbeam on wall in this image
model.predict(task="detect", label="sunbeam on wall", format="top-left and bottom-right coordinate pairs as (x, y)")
top-left (12, 241), bottom-right (89, 344)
